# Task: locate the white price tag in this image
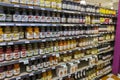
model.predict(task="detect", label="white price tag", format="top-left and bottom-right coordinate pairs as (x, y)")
top-left (14, 4), bottom-right (20, 7)
top-left (25, 41), bottom-right (30, 43)
top-left (23, 59), bottom-right (29, 64)
top-left (52, 66), bottom-right (55, 69)
top-left (42, 39), bottom-right (46, 42)
top-left (0, 42), bottom-right (6, 46)
top-left (31, 57), bottom-right (35, 60)
top-left (42, 69), bottom-right (46, 72)
top-left (28, 6), bottom-right (34, 9)
top-left (43, 55), bottom-right (46, 58)
top-left (29, 73), bottom-right (34, 76)
top-left (16, 77), bottom-right (21, 80)
top-left (56, 54), bottom-right (60, 57)
top-left (8, 42), bottom-right (13, 45)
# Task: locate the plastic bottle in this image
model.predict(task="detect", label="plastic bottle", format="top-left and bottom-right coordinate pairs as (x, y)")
top-left (21, 9), bottom-right (28, 22)
top-left (40, 0), bottom-right (45, 7)
top-left (13, 9), bottom-right (22, 22)
top-left (0, 6), bottom-right (6, 22)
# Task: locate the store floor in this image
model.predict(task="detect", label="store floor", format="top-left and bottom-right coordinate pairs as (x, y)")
top-left (101, 74), bottom-right (120, 80)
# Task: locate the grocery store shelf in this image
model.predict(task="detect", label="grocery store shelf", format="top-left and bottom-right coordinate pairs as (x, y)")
top-left (0, 2), bottom-right (117, 18)
top-left (0, 22), bottom-right (101, 26)
top-left (98, 48), bottom-right (114, 55)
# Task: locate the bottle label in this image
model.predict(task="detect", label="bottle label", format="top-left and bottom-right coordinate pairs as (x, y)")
top-left (13, 68), bottom-right (20, 75)
top-left (40, 32), bottom-right (45, 38)
top-left (21, 15), bottom-right (28, 22)
top-left (5, 53), bottom-right (12, 61)
top-left (0, 34), bottom-right (3, 42)
top-left (52, 2), bottom-right (56, 8)
top-left (39, 49), bottom-right (43, 54)
top-left (0, 72), bottom-right (5, 79)
top-left (13, 15), bottom-right (22, 22)
top-left (20, 51), bottom-right (26, 58)
top-left (27, 0), bottom-right (33, 5)
top-left (12, 33), bottom-right (19, 41)
top-left (27, 50), bottom-right (33, 57)
top-left (45, 1), bottom-right (50, 8)
top-left (40, 16), bottom-right (46, 22)
top-left (34, 49), bottom-right (38, 55)
top-left (20, 0), bottom-right (27, 4)
top-left (34, 16), bottom-right (40, 22)
top-left (34, 32), bottom-right (39, 39)
top-left (28, 15), bottom-right (34, 22)
top-left (0, 54), bottom-right (4, 62)
top-left (34, 0), bottom-right (40, 6)
top-left (57, 3), bottom-right (61, 9)
top-left (0, 14), bottom-right (6, 21)
top-left (6, 15), bottom-right (12, 22)
top-left (26, 66), bottom-right (32, 72)
top-left (4, 34), bottom-right (12, 41)
top-left (10, 0), bottom-right (19, 3)
top-left (32, 65), bottom-right (38, 71)
top-left (26, 32), bottom-right (33, 39)
top-left (6, 70), bottom-right (13, 77)
top-left (40, 0), bottom-right (45, 7)
top-left (13, 52), bottom-right (20, 59)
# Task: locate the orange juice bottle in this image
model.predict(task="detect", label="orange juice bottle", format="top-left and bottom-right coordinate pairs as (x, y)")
top-left (0, 27), bottom-right (3, 42)
top-left (26, 26), bottom-right (33, 40)
top-left (33, 26), bottom-right (39, 39)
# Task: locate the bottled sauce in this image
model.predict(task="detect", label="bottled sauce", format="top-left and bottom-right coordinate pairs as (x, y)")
top-left (33, 26), bottom-right (39, 39)
top-left (12, 26), bottom-right (20, 41)
top-left (0, 67), bottom-right (5, 80)
top-left (39, 42), bottom-right (45, 54)
top-left (0, 6), bottom-right (6, 22)
top-left (20, 44), bottom-right (27, 58)
top-left (33, 43), bottom-right (39, 56)
top-left (5, 8), bottom-right (12, 22)
top-left (34, 10), bottom-right (40, 22)
top-left (6, 65), bottom-right (13, 78)
top-left (13, 9), bottom-right (21, 22)
top-left (5, 46), bottom-right (12, 61)
top-left (13, 45), bottom-right (20, 60)
top-left (28, 10), bottom-right (34, 22)
top-left (10, 0), bottom-right (19, 4)
top-left (32, 60), bottom-right (38, 71)
top-left (21, 9), bottom-right (28, 22)
top-left (27, 44), bottom-right (34, 57)
top-left (0, 0), bottom-right (10, 3)
top-left (13, 63), bottom-right (20, 76)
top-left (45, 0), bottom-right (51, 8)
top-left (20, 0), bottom-right (27, 5)
top-left (51, 0), bottom-right (56, 9)
top-left (41, 11), bottom-right (46, 22)
top-left (0, 47), bottom-right (4, 62)
top-left (61, 13), bottom-right (66, 23)
top-left (27, 0), bottom-right (33, 5)
top-left (34, 0), bottom-right (40, 6)
top-left (0, 27), bottom-right (3, 42)
top-left (46, 11), bottom-right (51, 22)
top-left (26, 61), bottom-right (32, 72)
top-left (40, 0), bottom-right (45, 7)
top-left (19, 27), bottom-right (24, 39)
top-left (57, 0), bottom-right (62, 10)
top-left (26, 26), bottom-right (33, 40)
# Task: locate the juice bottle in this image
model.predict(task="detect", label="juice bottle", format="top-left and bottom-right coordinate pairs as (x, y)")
top-left (12, 26), bottom-right (20, 41)
top-left (28, 10), bottom-right (34, 22)
top-left (0, 27), bottom-right (3, 42)
top-left (4, 26), bottom-right (12, 41)
top-left (0, 6), bottom-right (6, 22)
top-left (40, 0), bottom-right (45, 8)
top-left (33, 26), bottom-right (39, 39)
top-left (26, 26), bottom-right (33, 40)
top-left (13, 45), bottom-right (20, 60)
top-left (13, 63), bottom-right (20, 76)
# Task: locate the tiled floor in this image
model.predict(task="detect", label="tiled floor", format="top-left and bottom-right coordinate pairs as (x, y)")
top-left (101, 74), bottom-right (120, 80)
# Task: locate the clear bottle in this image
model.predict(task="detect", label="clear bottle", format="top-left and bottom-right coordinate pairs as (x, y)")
top-left (5, 8), bottom-right (12, 22)
top-left (13, 9), bottom-right (22, 22)
top-left (21, 9), bottom-right (28, 22)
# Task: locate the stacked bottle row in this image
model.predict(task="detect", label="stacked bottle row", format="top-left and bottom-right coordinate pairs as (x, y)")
top-left (0, 0), bottom-right (116, 15)
top-left (0, 37), bottom-right (98, 62)
top-left (1, 49), bottom-right (100, 80)
top-left (0, 26), bottom-right (99, 42)
top-left (99, 25), bottom-right (115, 32)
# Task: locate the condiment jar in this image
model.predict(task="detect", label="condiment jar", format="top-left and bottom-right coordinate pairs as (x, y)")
top-left (10, 0), bottom-right (19, 3)
top-left (13, 45), bottom-right (20, 60)
top-left (4, 26), bottom-right (12, 41)
top-left (26, 44), bottom-right (34, 57)
top-left (33, 43), bottom-right (39, 56)
top-left (39, 26), bottom-right (45, 38)
top-left (6, 65), bottom-right (13, 78)
top-left (0, 6), bottom-right (6, 22)
top-left (39, 42), bottom-right (45, 54)
top-left (20, 44), bottom-right (27, 58)
top-left (5, 46), bottom-right (13, 61)
top-left (34, 0), bottom-right (40, 6)
top-left (40, 0), bottom-right (45, 7)
top-left (45, 0), bottom-right (51, 8)
top-left (33, 26), bottom-right (39, 39)
top-left (26, 61), bottom-right (32, 72)
top-left (0, 46), bottom-right (4, 62)
top-left (0, 67), bottom-right (5, 80)
top-left (13, 64), bottom-right (20, 76)
top-left (0, 27), bottom-right (3, 42)
top-left (26, 26), bottom-right (34, 40)
top-left (12, 26), bottom-right (20, 41)
top-left (51, 0), bottom-right (56, 9)
top-left (20, 0), bottom-right (27, 5)
top-left (19, 27), bottom-right (24, 39)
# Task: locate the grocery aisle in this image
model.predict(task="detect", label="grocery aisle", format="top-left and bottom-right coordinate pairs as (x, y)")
top-left (0, 0), bottom-right (117, 80)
